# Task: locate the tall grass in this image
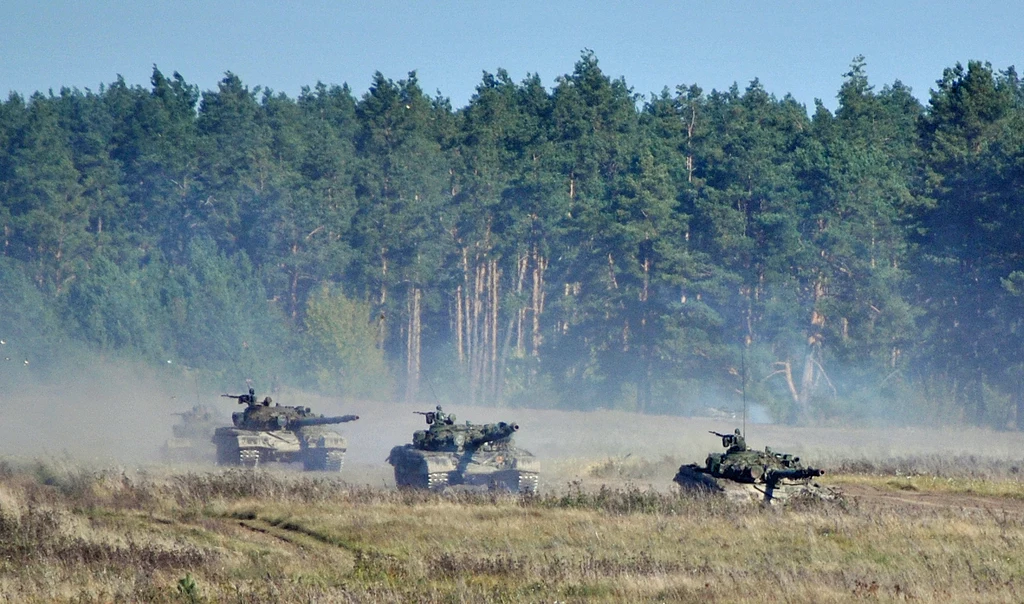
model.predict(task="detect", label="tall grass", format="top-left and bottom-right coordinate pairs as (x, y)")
top-left (0, 457), bottom-right (1022, 602)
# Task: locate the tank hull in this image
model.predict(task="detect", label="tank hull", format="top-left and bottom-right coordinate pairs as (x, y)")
top-left (212, 425), bottom-right (348, 472)
top-left (673, 463), bottom-right (839, 505)
top-left (387, 444), bottom-right (539, 493)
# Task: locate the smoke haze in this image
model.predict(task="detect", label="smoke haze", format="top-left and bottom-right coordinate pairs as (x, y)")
top-left (3, 359), bottom-right (1024, 490)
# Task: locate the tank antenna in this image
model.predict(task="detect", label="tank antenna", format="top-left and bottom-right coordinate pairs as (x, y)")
top-left (425, 374), bottom-right (442, 406)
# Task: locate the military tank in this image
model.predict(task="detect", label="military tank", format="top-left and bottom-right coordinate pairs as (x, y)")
top-left (162, 404), bottom-right (219, 462)
top-left (212, 387), bottom-right (359, 471)
top-left (673, 429), bottom-right (838, 504)
top-left (387, 406), bottom-right (540, 493)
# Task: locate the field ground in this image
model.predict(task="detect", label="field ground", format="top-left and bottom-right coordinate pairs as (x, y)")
top-left (5, 399), bottom-right (1024, 602)
top-left (3, 460), bottom-right (1024, 603)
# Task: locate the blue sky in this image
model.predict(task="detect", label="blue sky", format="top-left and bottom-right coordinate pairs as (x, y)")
top-left (2, 1), bottom-right (1021, 112)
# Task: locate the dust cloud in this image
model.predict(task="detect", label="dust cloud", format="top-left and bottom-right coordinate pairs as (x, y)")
top-left (0, 359), bottom-right (217, 465)
top-left (4, 361), bottom-right (1024, 491)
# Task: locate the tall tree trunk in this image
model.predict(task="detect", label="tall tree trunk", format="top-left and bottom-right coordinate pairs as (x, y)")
top-left (640, 255), bottom-right (651, 412)
top-left (377, 252), bottom-right (388, 348)
top-left (516, 253), bottom-right (527, 355)
top-left (489, 258), bottom-right (500, 402)
top-left (798, 348), bottom-right (815, 420)
top-left (456, 283), bottom-right (465, 363)
top-left (531, 245), bottom-right (546, 360)
top-left (469, 261), bottom-right (484, 404)
top-left (289, 244), bottom-right (300, 320)
top-left (686, 101), bottom-right (696, 184)
top-left (457, 247), bottom-right (470, 365)
top-left (405, 287), bottom-right (421, 404)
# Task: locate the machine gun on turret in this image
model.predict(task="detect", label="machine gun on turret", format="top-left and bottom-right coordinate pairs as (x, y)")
top-left (709, 429), bottom-right (746, 452)
top-left (413, 410), bottom-right (437, 425)
top-left (222, 388), bottom-right (259, 405)
top-left (414, 405), bottom-right (455, 426)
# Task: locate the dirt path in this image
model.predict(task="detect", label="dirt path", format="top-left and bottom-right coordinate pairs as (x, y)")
top-left (839, 483), bottom-right (1024, 516)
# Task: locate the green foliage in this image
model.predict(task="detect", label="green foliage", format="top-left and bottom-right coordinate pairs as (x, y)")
top-left (176, 573), bottom-right (202, 603)
top-left (1, 55), bottom-right (1023, 425)
top-left (0, 256), bottom-right (65, 369)
top-left (301, 285), bottom-right (390, 398)
top-left (168, 238), bottom-right (289, 385)
top-left (65, 253), bottom-right (168, 356)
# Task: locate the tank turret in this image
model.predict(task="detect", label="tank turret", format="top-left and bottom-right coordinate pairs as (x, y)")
top-left (212, 387), bottom-right (359, 472)
top-left (412, 421), bottom-right (519, 452)
top-left (673, 430), bottom-right (838, 504)
top-left (387, 407), bottom-right (539, 493)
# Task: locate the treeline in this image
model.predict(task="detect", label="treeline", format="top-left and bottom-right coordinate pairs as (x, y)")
top-left (2, 53), bottom-right (1023, 426)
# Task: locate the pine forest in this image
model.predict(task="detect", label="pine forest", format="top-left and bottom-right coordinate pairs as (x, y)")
top-left (2, 53), bottom-right (1023, 427)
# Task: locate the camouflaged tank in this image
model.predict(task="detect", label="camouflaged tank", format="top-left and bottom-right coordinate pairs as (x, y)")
top-left (162, 405), bottom-right (219, 462)
top-left (212, 388), bottom-right (359, 471)
top-left (673, 429), bottom-right (838, 504)
top-left (387, 406), bottom-right (540, 493)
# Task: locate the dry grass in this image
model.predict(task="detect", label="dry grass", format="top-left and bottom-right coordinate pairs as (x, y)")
top-left (1, 456), bottom-right (1024, 602)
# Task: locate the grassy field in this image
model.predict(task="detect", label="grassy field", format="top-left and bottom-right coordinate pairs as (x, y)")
top-left (6, 378), bottom-right (1024, 602)
top-left (3, 456), bottom-right (1024, 603)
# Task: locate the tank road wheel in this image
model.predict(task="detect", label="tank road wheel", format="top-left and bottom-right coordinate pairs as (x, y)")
top-left (427, 472), bottom-right (449, 491)
top-left (323, 450), bottom-right (345, 472)
top-left (303, 449), bottom-right (346, 472)
top-left (517, 472), bottom-right (539, 494)
top-left (239, 449), bottom-right (261, 468)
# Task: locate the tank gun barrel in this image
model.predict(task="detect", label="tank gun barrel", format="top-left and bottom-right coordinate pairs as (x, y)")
top-left (765, 467), bottom-right (825, 485)
top-left (288, 414), bottom-right (360, 428)
top-left (222, 393), bottom-right (256, 405)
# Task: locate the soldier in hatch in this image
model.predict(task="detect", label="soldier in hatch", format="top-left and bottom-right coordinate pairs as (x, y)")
top-left (710, 428), bottom-right (747, 453)
top-left (432, 405), bottom-right (456, 426)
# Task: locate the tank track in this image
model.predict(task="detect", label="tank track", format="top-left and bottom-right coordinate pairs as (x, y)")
top-left (393, 469), bottom-right (413, 487)
top-left (517, 472), bottom-right (539, 494)
top-left (393, 468), bottom-right (448, 490)
top-left (303, 449), bottom-right (346, 472)
top-left (427, 472), bottom-right (449, 491)
top-left (323, 450), bottom-right (345, 472)
top-left (392, 461), bottom-right (423, 488)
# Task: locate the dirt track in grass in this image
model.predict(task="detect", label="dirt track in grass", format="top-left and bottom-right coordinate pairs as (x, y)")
top-left (838, 482), bottom-right (1024, 515)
